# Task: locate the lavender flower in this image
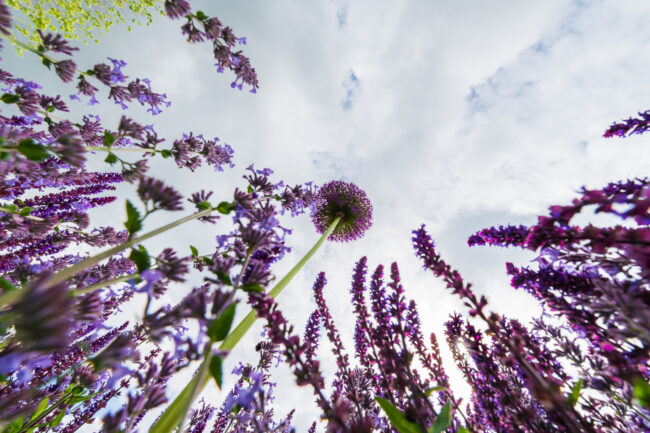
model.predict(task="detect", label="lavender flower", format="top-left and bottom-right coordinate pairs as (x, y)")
top-left (137, 176), bottom-right (184, 211)
top-left (53, 59), bottom-right (77, 83)
top-left (311, 180), bottom-right (373, 242)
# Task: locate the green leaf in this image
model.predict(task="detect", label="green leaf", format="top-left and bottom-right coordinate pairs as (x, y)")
top-left (208, 302), bottom-right (237, 342)
top-left (633, 377), bottom-right (650, 408)
top-left (240, 283), bottom-right (264, 293)
top-left (429, 402), bottom-right (451, 433)
top-left (195, 10), bottom-right (208, 20)
top-left (129, 245), bottom-right (151, 273)
top-left (0, 93), bottom-right (20, 104)
top-left (190, 245), bottom-right (199, 258)
top-left (48, 410), bottom-right (65, 428)
top-left (215, 270), bottom-right (232, 286)
top-left (0, 277), bottom-right (17, 292)
top-left (18, 206), bottom-right (32, 217)
top-left (216, 201), bottom-right (236, 215)
top-left (566, 378), bottom-right (583, 407)
top-left (17, 140), bottom-right (50, 161)
top-left (209, 354), bottom-right (223, 389)
top-left (104, 153), bottom-right (118, 165)
top-left (3, 415), bottom-right (25, 433)
top-left (247, 185), bottom-right (254, 194)
top-left (68, 391), bottom-right (100, 405)
top-left (425, 386), bottom-right (446, 398)
top-left (45, 106), bottom-right (55, 113)
top-left (103, 131), bottom-right (116, 147)
top-left (124, 200), bottom-right (142, 235)
top-left (201, 257), bottom-right (215, 266)
top-left (375, 397), bottom-right (425, 433)
top-left (41, 58), bottom-right (52, 69)
top-left (160, 149), bottom-right (172, 158)
top-left (24, 398), bottom-right (49, 433)
top-left (457, 428), bottom-right (472, 433)
top-left (197, 201), bottom-right (211, 211)
top-left (4, 204), bottom-right (18, 212)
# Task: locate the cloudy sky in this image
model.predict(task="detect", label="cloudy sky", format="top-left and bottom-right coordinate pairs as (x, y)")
top-left (6, 0), bottom-right (650, 430)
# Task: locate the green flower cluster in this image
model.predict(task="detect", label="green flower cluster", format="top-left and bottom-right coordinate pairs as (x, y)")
top-left (6, 0), bottom-right (162, 51)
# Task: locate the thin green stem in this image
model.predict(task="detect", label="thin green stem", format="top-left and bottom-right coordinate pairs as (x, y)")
top-left (44, 208), bottom-right (214, 287)
top-left (150, 217), bottom-right (341, 433)
top-left (220, 216), bottom-right (341, 352)
top-left (71, 273), bottom-right (140, 296)
top-left (86, 146), bottom-right (157, 153)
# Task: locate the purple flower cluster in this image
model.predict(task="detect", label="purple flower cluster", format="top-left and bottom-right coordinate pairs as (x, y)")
top-left (164, 0), bottom-right (259, 92)
top-left (311, 180), bottom-right (373, 242)
top-left (604, 110), bottom-right (650, 137)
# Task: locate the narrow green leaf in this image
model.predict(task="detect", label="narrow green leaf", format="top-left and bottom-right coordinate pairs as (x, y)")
top-left (129, 245), bottom-right (151, 273)
top-left (160, 149), bottom-right (172, 158)
top-left (0, 93), bottom-right (20, 104)
top-left (190, 245), bottom-right (199, 257)
top-left (124, 200), bottom-right (142, 235)
top-left (48, 410), bottom-right (65, 428)
top-left (25, 398), bottom-right (49, 433)
top-left (103, 131), bottom-right (116, 147)
top-left (425, 386), bottom-right (446, 398)
top-left (375, 397), bottom-right (424, 433)
top-left (240, 283), bottom-right (264, 293)
top-left (216, 201), bottom-right (235, 215)
top-left (5, 204), bottom-right (18, 212)
top-left (566, 378), bottom-right (583, 407)
top-left (215, 270), bottom-right (232, 286)
top-left (17, 140), bottom-right (50, 161)
top-left (3, 415), bottom-right (25, 433)
top-left (633, 377), bottom-right (650, 408)
top-left (208, 302), bottom-right (237, 342)
top-left (209, 355), bottom-right (223, 389)
top-left (457, 428), bottom-right (472, 433)
top-left (104, 153), bottom-right (118, 165)
top-left (429, 402), bottom-right (451, 433)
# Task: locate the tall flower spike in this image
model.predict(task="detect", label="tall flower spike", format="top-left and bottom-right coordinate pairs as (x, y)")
top-left (311, 180), bottom-right (373, 242)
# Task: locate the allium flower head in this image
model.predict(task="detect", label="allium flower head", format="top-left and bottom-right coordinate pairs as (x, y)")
top-left (311, 180), bottom-right (372, 242)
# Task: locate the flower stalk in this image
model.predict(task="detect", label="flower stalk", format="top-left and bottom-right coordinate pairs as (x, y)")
top-left (150, 216), bottom-right (341, 433)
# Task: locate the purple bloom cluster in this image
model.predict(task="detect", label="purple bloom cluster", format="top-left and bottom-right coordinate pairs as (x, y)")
top-left (604, 110), bottom-right (650, 137)
top-left (311, 180), bottom-right (373, 242)
top-left (163, 0), bottom-right (258, 92)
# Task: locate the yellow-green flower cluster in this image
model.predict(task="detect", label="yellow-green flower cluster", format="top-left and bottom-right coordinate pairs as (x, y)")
top-left (6, 0), bottom-right (163, 52)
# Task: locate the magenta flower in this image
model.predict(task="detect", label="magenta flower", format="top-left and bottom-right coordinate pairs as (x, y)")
top-left (311, 180), bottom-right (373, 242)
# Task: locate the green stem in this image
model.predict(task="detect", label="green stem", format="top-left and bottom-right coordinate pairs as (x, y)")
top-left (0, 209), bottom-right (215, 310)
top-left (71, 273), bottom-right (140, 296)
top-left (86, 146), bottom-right (157, 152)
top-left (150, 217), bottom-right (341, 433)
top-left (45, 208), bottom-right (214, 287)
top-left (220, 216), bottom-right (341, 351)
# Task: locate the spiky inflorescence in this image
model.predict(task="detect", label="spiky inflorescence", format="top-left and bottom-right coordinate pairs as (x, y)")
top-left (310, 180), bottom-right (372, 242)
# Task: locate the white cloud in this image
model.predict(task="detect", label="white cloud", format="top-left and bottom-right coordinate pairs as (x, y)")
top-left (5, 0), bottom-right (650, 430)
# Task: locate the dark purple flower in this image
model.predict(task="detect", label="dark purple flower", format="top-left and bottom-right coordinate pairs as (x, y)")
top-left (604, 110), bottom-right (650, 137)
top-left (54, 59), bottom-right (77, 83)
top-left (37, 31), bottom-right (78, 55)
top-left (164, 0), bottom-right (191, 19)
top-left (137, 177), bottom-right (184, 211)
top-left (13, 273), bottom-right (74, 351)
top-left (0, 0), bottom-right (10, 42)
top-left (311, 180), bottom-right (373, 242)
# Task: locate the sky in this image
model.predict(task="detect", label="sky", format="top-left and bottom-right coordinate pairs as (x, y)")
top-left (5, 0), bottom-right (650, 430)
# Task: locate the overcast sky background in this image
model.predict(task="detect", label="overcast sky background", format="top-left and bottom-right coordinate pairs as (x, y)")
top-left (5, 0), bottom-right (650, 430)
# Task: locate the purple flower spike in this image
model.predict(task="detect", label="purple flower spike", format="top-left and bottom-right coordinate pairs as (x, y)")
top-left (311, 180), bottom-right (372, 242)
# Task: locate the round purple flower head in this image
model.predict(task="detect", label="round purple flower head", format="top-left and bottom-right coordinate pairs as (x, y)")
top-left (311, 180), bottom-right (372, 242)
